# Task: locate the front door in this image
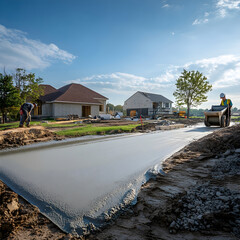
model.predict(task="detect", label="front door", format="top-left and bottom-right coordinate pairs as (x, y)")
top-left (82, 106), bottom-right (91, 117)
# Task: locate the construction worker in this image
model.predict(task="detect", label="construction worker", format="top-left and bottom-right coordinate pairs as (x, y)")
top-left (220, 93), bottom-right (232, 126)
top-left (19, 103), bottom-right (37, 127)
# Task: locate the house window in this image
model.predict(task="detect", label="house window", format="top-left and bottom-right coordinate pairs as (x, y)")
top-left (153, 102), bottom-right (158, 109)
top-left (165, 102), bottom-right (170, 108)
top-left (99, 105), bottom-right (104, 111)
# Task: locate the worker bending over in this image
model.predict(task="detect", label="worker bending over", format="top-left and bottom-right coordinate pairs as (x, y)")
top-left (19, 102), bottom-right (37, 127)
top-left (220, 93), bottom-right (232, 126)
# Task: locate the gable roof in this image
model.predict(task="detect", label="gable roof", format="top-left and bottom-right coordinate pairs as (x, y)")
top-left (40, 83), bottom-right (108, 104)
top-left (139, 91), bottom-right (173, 103)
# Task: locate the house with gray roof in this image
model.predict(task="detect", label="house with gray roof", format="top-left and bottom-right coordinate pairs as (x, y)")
top-left (123, 91), bottom-right (173, 117)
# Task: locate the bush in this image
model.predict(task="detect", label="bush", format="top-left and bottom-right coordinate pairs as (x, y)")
top-left (7, 107), bottom-right (20, 121)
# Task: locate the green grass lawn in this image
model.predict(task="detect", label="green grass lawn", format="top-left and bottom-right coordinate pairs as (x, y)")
top-left (189, 116), bottom-right (205, 119)
top-left (0, 122), bottom-right (20, 130)
top-left (44, 123), bottom-right (83, 128)
top-left (0, 121), bottom-right (140, 136)
top-left (56, 124), bottom-right (140, 136)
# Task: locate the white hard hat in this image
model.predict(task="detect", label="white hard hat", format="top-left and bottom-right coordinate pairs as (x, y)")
top-left (220, 93), bottom-right (225, 98)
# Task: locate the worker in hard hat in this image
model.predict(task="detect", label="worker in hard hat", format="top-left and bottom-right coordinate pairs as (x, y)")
top-left (19, 102), bottom-right (37, 127)
top-left (220, 93), bottom-right (232, 126)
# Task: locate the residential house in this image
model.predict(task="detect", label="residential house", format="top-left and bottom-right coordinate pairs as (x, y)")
top-left (123, 91), bottom-right (173, 117)
top-left (34, 83), bottom-right (108, 118)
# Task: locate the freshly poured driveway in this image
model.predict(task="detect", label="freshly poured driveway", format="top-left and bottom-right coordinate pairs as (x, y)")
top-left (0, 125), bottom-right (215, 235)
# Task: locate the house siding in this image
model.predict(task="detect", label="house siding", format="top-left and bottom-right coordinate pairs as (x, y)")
top-left (42, 103), bottom-right (53, 117)
top-left (52, 103), bottom-right (82, 117)
top-left (91, 105), bottom-right (99, 117)
top-left (123, 92), bottom-right (152, 110)
top-left (97, 99), bottom-right (107, 113)
top-left (124, 92), bottom-right (173, 116)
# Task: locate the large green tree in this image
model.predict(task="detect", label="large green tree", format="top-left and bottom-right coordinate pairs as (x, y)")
top-left (173, 69), bottom-right (212, 118)
top-left (114, 105), bottom-right (123, 112)
top-left (14, 68), bottom-right (43, 103)
top-left (0, 73), bottom-right (21, 123)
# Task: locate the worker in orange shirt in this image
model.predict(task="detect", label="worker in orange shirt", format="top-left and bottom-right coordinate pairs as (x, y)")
top-left (220, 93), bottom-right (232, 126)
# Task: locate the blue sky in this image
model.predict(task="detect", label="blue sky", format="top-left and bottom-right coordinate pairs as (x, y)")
top-left (0, 0), bottom-right (240, 108)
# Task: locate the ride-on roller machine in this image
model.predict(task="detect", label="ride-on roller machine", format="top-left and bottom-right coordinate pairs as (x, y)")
top-left (204, 105), bottom-right (231, 128)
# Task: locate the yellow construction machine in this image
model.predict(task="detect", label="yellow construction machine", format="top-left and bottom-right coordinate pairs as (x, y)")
top-left (173, 110), bottom-right (186, 118)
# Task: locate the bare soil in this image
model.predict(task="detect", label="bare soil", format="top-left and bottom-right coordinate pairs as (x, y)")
top-left (0, 127), bottom-right (64, 149)
top-left (0, 181), bottom-right (74, 240)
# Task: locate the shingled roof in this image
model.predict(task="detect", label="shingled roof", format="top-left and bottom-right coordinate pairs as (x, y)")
top-left (40, 84), bottom-right (57, 95)
top-left (139, 91), bottom-right (173, 103)
top-left (39, 83), bottom-right (108, 104)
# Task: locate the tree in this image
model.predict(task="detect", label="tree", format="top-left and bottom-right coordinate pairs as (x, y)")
top-left (14, 68), bottom-right (43, 103)
top-left (173, 69), bottom-right (212, 118)
top-left (0, 73), bottom-right (21, 123)
top-left (114, 105), bottom-right (123, 112)
top-left (106, 103), bottom-right (114, 112)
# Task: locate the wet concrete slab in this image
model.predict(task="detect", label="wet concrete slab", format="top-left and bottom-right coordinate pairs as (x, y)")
top-left (0, 124), bottom-right (216, 235)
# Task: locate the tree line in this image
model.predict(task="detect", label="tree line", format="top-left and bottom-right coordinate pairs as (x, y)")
top-left (106, 103), bottom-right (123, 113)
top-left (0, 68), bottom-right (43, 123)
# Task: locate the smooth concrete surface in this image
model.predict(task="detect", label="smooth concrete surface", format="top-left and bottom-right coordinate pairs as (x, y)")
top-left (0, 124), bottom-right (215, 235)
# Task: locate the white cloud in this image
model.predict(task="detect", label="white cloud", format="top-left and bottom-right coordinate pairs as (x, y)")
top-left (204, 12), bottom-right (210, 17)
top-left (0, 24), bottom-right (76, 70)
top-left (162, 4), bottom-right (170, 8)
top-left (193, 0), bottom-right (240, 25)
top-left (192, 18), bottom-right (209, 25)
top-left (218, 8), bottom-right (227, 17)
top-left (67, 70), bottom-right (177, 94)
top-left (217, 0), bottom-right (240, 9)
top-left (68, 54), bottom-right (240, 95)
top-left (216, 0), bottom-right (240, 17)
top-left (195, 54), bottom-right (240, 67)
top-left (183, 54), bottom-right (240, 90)
top-left (192, 12), bottom-right (210, 25)
top-left (212, 62), bottom-right (240, 89)
top-left (228, 93), bottom-right (240, 107)
top-left (66, 54), bottom-right (240, 107)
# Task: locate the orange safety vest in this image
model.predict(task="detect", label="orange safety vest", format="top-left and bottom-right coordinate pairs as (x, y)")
top-left (221, 99), bottom-right (231, 106)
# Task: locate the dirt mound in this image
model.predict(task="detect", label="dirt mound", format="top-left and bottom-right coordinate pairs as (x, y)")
top-left (157, 181), bottom-right (240, 236)
top-left (0, 180), bottom-right (74, 240)
top-left (0, 127), bottom-right (64, 150)
top-left (162, 124), bottom-right (240, 172)
top-left (136, 122), bottom-right (156, 131)
top-left (89, 124), bottom-right (240, 240)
